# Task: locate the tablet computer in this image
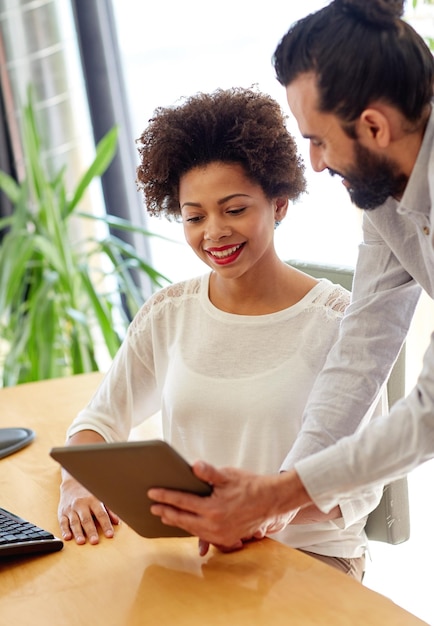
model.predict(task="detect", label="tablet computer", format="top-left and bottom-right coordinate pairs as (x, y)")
top-left (50, 440), bottom-right (212, 538)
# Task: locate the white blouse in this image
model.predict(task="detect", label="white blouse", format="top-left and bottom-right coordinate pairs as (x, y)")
top-left (68, 273), bottom-right (382, 557)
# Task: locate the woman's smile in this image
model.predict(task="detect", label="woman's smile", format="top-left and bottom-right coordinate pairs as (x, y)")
top-left (204, 243), bottom-right (246, 264)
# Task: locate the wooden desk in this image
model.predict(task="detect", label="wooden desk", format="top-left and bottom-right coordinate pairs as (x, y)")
top-left (0, 373), bottom-right (427, 626)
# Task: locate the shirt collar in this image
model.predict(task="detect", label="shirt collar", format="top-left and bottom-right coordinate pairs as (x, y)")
top-left (398, 103), bottom-right (434, 216)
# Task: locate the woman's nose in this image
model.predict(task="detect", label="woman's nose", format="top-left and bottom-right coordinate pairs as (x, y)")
top-left (204, 216), bottom-right (231, 241)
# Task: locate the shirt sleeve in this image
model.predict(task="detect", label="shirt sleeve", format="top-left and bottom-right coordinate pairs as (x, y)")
top-left (67, 320), bottom-right (161, 443)
top-left (295, 357), bottom-right (434, 512)
top-left (280, 213), bottom-right (422, 490)
top-left (331, 391), bottom-right (387, 527)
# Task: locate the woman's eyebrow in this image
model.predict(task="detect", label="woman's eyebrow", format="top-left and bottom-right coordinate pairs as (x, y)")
top-left (217, 193), bottom-right (251, 205)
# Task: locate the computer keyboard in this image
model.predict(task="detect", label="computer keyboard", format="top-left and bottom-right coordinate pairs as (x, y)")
top-left (0, 506), bottom-right (63, 557)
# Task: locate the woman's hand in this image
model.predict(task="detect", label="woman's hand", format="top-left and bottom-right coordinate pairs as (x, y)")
top-left (58, 474), bottom-right (120, 544)
top-left (57, 430), bottom-right (120, 545)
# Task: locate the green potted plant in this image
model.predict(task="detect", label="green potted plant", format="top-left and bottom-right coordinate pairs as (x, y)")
top-left (0, 90), bottom-right (170, 386)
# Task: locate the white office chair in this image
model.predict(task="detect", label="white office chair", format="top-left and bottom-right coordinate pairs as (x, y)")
top-left (288, 259), bottom-right (410, 545)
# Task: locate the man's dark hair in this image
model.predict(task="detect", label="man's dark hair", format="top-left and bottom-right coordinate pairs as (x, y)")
top-left (273, 0), bottom-right (434, 130)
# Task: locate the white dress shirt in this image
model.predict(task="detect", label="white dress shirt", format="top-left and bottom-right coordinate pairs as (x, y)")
top-left (283, 105), bottom-right (434, 511)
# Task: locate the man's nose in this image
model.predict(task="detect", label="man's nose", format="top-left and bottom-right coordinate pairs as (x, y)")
top-left (309, 145), bottom-right (327, 173)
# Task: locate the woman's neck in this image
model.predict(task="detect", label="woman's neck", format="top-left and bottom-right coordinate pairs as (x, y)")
top-left (208, 261), bottom-right (318, 315)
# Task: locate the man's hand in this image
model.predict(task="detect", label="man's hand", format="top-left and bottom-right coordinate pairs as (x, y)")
top-left (148, 461), bottom-right (310, 553)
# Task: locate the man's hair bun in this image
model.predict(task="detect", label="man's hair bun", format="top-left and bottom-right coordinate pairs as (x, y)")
top-left (335, 0), bottom-right (404, 27)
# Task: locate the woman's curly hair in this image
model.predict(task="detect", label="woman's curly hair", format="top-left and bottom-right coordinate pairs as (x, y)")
top-left (136, 87), bottom-right (306, 220)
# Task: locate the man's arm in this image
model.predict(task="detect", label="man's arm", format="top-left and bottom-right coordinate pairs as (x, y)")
top-left (149, 331), bottom-right (434, 547)
top-left (283, 211), bottom-right (421, 470)
top-left (149, 357), bottom-right (434, 548)
top-left (295, 348), bottom-right (434, 513)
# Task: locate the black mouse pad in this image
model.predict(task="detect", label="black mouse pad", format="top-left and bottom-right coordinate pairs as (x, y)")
top-left (0, 428), bottom-right (35, 459)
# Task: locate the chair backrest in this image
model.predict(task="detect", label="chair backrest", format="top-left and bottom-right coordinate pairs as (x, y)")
top-left (287, 260), bottom-right (410, 544)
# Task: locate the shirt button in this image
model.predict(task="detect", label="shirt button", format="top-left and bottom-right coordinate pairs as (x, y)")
top-left (423, 226), bottom-right (430, 235)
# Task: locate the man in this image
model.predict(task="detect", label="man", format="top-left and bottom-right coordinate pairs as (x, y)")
top-left (149, 0), bottom-right (434, 550)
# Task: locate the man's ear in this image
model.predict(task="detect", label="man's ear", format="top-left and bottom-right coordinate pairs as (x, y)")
top-left (275, 197), bottom-right (289, 221)
top-left (357, 108), bottom-right (391, 149)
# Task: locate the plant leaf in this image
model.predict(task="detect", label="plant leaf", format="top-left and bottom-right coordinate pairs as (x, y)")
top-left (66, 127), bottom-right (119, 215)
top-left (0, 170), bottom-right (22, 204)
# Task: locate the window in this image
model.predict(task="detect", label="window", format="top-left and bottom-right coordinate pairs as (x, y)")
top-left (111, 0), bottom-right (361, 283)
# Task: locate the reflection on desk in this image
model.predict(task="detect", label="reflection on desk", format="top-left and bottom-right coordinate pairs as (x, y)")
top-left (0, 373), bottom-right (428, 626)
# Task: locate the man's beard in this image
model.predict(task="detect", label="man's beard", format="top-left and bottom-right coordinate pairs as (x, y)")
top-left (329, 142), bottom-right (408, 210)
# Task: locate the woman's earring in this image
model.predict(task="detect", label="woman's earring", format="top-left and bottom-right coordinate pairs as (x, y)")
top-left (274, 220), bottom-right (281, 229)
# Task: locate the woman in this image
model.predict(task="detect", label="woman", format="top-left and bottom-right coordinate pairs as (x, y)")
top-left (58, 87), bottom-right (382, 581)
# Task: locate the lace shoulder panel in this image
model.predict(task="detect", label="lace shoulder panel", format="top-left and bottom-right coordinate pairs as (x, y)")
top-left (130, 276), bottom-right (202, 333)
top-left (312, 282), bottom-right (350, 315)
